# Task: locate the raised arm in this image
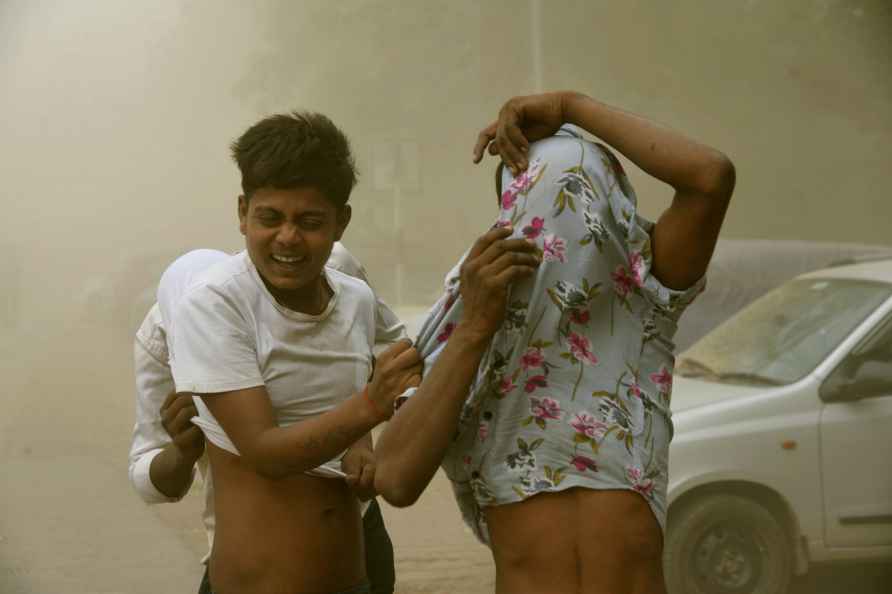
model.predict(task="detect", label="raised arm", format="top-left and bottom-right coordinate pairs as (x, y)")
top-left (201, 340), bottom-right (421, 479)
top-left (474, 91), bottom-right (736, 289)
top-left (374, 227), bottom-right (540, 507)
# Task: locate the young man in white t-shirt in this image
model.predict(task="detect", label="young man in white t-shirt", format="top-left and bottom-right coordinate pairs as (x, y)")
top-left (161, 111), bottom-right (434, 594)
top-left (164, 111), bottom-right (540, 594)
top-left (128, 244), bottom-right (406, 594)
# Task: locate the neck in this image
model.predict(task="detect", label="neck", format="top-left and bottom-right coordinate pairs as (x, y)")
top-left (263, 274), bottom-right (332, 315)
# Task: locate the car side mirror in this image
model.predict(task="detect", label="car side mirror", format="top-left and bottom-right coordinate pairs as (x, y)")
top-left (821, 356), bottom-right (892, 402)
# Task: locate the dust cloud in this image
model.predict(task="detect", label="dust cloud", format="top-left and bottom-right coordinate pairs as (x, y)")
top-left (1, 1), bottom-right (890, 592)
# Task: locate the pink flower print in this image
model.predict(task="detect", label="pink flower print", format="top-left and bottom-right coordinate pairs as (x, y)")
top-left (530, 397), bottom-right (562, 421)
top-left (568, 332), bottom-right (599, 366)
top-left (569, 411), bottom-right (608, 440)
top-left (520, 347), bottom-right (545, 371)
top-left (494, 219), bottom-right (512, 228)
top-left (478, 422), bottom-right (489, 442)
top-left (524, 374), bottom-right (547, 393)
top-left (628, 252), bottom-right (646, 287)
top-left (626, 466), bottom-right (655, 497)
top-left (498, 375), bottom-right (517, 396)
top-left (650, 366), bottom-right (673, 395)
top-left (542, 234), bottom-right (567, 263)
top-left (507, 159), bottom-right (543, 194)
top-left (571, 455), bottom-right (598, 473)
top-left (463, 455), bottom-right (472, 466)
top-left (501, 189), bottom-right (518, 211)
top-left (628, 382), bottom-right (642, 398)
top-left (437, 322), bottom-right (456, 343)
top-left (612, 265), bottom-right (636, 298)
top-left (522, 217), bottom-right (546, 240)
top-left (569, 309), bottom-right (590, 325)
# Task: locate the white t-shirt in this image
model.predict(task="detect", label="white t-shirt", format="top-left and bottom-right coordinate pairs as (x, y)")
top-left (130, 245), bottom-right (405, 564)
top-left (168, 250), bottom-right (377, 476)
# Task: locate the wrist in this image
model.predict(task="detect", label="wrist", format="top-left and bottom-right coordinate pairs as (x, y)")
top-left (560, 90), bottom-right (590, 127)
top-left (452, 322), bottom-right (495, 350)
top-left (360, 385), bottom-right (391, 424)
top-left (171, 442), bottom-right (202, 467)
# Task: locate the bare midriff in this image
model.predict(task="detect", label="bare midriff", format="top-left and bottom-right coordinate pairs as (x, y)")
top-left (207, 443), bottom-right (365, 594)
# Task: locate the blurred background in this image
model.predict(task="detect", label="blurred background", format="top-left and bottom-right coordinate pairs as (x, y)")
top-left (1, 1), bottom-right (890, 593)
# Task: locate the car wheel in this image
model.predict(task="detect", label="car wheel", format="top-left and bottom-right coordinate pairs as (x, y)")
top-left (664, 494), bottom-right (792, 594)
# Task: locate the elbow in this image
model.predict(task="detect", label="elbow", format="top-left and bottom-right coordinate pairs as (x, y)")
top-left (374, 464), bottom-right (422, 508)
top-left (695, 152), bottom-right (736, 202)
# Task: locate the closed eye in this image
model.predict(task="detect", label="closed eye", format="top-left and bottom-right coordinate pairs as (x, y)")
top-left (300, 218), bottom-right (325, 230)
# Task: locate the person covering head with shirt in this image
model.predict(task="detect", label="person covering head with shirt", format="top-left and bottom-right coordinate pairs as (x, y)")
top-left (373, 91), bottom-right (735, 594)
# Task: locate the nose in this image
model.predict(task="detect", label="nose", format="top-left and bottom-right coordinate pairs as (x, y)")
top-left (275, 222), bottom-right (304, 248)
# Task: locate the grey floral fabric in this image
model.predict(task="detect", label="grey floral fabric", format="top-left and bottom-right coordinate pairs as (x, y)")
top-left (407, 126), bottom-right (704, 544)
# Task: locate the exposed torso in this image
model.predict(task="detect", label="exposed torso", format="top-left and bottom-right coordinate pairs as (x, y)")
top-left (208, 443), bottom-right (366, 594)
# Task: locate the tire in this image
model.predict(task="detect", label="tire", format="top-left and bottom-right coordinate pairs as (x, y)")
top-left (664, 493), bottom-right (793, 594)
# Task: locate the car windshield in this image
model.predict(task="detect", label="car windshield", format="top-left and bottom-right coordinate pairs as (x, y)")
top-left (677, 278), bottom-right (892, 386)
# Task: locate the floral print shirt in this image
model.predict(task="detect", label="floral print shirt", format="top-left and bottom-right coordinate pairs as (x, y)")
top-left (405, 126), bottom-right (704, 544)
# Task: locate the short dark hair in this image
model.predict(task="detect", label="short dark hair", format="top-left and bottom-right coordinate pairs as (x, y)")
top-left (231, 111), bottom-right (358, 207)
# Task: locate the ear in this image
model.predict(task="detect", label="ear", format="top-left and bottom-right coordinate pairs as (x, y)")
top-left (238, 195), bottom-right (248, 236)
top-left (334, 204), bottom-right (351, 241)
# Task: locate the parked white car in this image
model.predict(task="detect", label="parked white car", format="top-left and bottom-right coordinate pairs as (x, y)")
top-left (664, 258), bottom-right (892, 594)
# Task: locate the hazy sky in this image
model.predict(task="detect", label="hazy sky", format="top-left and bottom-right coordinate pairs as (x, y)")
top-left (2, 0), bottom-right (890, 322)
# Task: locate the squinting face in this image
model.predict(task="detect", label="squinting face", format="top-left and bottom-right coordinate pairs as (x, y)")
top-left (238, 187), bottom-right (350, 311)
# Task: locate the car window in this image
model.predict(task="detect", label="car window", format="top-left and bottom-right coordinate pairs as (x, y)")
top-left (678, 279), bottom-right (892, 386)
top-left (821, 316), bottom-right (892, 401)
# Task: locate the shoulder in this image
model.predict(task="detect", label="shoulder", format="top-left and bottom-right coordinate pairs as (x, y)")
top-left (176, 254), bottom-right (256, 325)
top-left (326, 242), bottom-right (369, 282)
top-left (187, 251), bottom-right (250, 291)
top-left (328, 267), bottom-right (374, 302)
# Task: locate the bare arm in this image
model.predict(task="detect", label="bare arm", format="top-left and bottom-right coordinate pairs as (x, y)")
top-left (475, 91), bottom-right (736, 290)
top-left (564, 93), bottom-right (735, 289)
top-left (374, 326), bottom-right (491, 506)
top-left (144, 391), bottom-right (204, 498)
top-left (202, 340), bottom-right (421, 479)
top-left (149, 442), bottom-right (201, 498)
top-left (375, 227), bottom-right (540, 507)
top-left (202, 386), bottom-right (378, 478)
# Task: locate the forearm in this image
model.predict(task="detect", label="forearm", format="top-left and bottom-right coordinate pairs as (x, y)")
top-left (356, 430), bottom-right (373, 452)
top-left (375, 324), bottom-right (490, 506)
top-left (244, 390), bottom-right (380, 479)
top-left (562, 91), bottom-right (733, 196)
top-left (148, 444), bottom-right (199, 499)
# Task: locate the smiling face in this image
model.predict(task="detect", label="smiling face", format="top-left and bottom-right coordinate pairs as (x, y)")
top-left (238, 186), bottom-right (350, 313)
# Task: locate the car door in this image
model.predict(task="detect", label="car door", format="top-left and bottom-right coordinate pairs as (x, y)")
top-left (818, 315), bottom-right (892, 548)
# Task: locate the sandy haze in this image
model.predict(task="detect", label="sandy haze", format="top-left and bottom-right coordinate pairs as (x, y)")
top-left (1, 1), bottom-right (891, 593)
